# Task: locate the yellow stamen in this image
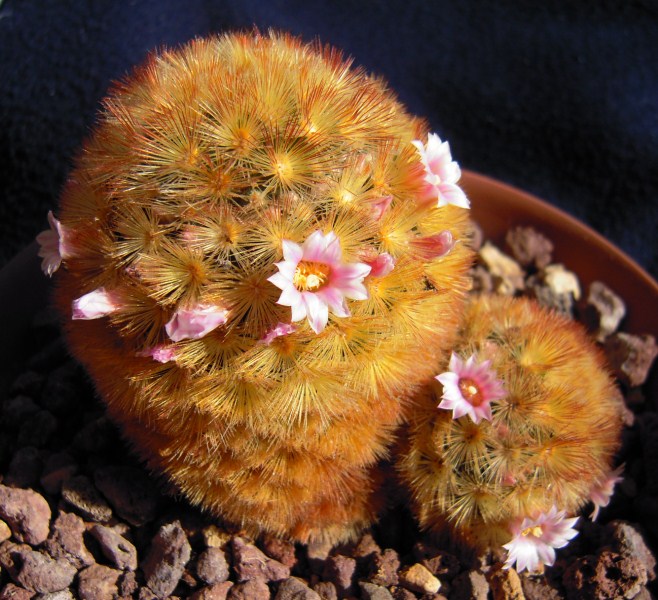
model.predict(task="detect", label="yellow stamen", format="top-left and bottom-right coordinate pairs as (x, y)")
top-left (293, 261), bottom-right (330, 292)
top-left (458, 377), bottom-right (484, 406)
top-left (521, 525), bottom-right (543, 538)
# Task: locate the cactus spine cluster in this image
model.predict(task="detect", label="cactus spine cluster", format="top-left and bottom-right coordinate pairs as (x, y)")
top-left (400, 294), bottom-right (625, 551)
top-left (52, 32), bottom-right (472, 542)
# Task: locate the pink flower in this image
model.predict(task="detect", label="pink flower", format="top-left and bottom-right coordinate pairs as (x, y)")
top-left (262, 322), bottom-right (296, 345)
top-left (267, 230), bottom-right (371, 334)
top-left (365, 253), bottom-right (395, 278)
top-left (435, 353), bottom-right (506, 423)
top-left (410, 231), bottom-right (456, 261)
top-left (72, 288), bottom-right (118, 320)
top-left (412, 133), bottom-right (469, 209)
top-left (36, 211), bottom-right (72, 276)
top-left (589, 465), bottom-right (624, 521)
top-left (165, 304), bottom-right (229, 342)
top-left (503, 507), bottom-right (579, 573)
top-left (137, 345), bottom-right (177, 363)
top-left (369, 196), bottom-right (392, 221)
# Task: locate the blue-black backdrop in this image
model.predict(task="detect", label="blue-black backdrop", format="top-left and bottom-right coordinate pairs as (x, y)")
top-left (1, 0), bottom-right (657, 278)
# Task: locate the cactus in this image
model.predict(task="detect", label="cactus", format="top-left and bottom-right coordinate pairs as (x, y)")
top-left (42, 32), bottom-right (473, 543)
top-left (399, 294), bottom-right (624, 569)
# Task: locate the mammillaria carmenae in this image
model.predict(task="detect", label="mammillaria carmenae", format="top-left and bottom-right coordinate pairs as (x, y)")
top-left (399, 294), bottom-right (625, 570)
top-left (39, 32), bottom-right (473, 542)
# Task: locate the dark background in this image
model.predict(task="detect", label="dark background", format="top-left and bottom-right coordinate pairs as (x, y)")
top-left (1, 0), bottom-right (657, 278)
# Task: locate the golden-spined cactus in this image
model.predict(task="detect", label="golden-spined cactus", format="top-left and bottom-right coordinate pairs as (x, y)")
top-left (39, 32), bottom-right (473, 543)
top-left (400, 295), bottom-right (625, 571)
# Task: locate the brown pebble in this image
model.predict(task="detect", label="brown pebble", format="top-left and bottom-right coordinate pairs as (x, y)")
top-left (359, 581), bottom-right (394, 600)
top-left (10, 370), bottom-right (45, 398)
top-left (90, 523), bottom-right (138, 571)
top-left (0, 583), bottom-right (33, 600)
top-left (321, 554), bottom-right (356, 597)
top-left (5, 446), bottom-right (43, 488)
top-left (368, 548), bottom-right (400, 586)
top-left (44, 511), bottom-right (95, 569)
top-left (40, 591), bottom-right (75, 599)
top-left (202, 525), bottom-right (232, 550)
top-left (352, 532), bottom-right (381, 561)
top-left (580, 281), bottom-right (626, 341)
top-left (487, 564), bottom-right (525, 600)
top-left (118, 570), bottom-right (139, 597)
top-left (505, 226), bottom-right (553, 269)
top-left (1, 395), bottom-right (39, 428)
top-left (519, 574), bottom-right (562, 600)
top-left (93, 465), bottom-right (160, 526)
top-left (190, 582), bottom-right (234, 600)
top-left (450, 570), bottom-right (489, 600)
top-left (17, 409), bottom-right (58, 448)
top-left (478, 242), bottom-right (525, 296)
top-left (562, 549), bottom-right (647, 600)
top-left (607, 520), bottom-right (656, 581)
top-left (259, 533), bottom-right (297, 568)
top-left (232, 536), bottom-right (290, 583)
top-left (0, 520), bottom-right (11, 543)
top-left (469, 264), bottom-right (494, 295)
top-left (39, 452), bottom-right (78, 495)
top-left (312, 581), bottom-right (337, 600)
top-left (0, 484), bottom-right (51, 545)
top-left (142, 520), bottom-right (192, 598)
top-left (77, 564), bottom-right (122, 600)
top-left (60, 475), bottom-right (112, 522)
top-left (390, 587), bottom-right (416, 600)
top-left (5, 544), bottom-right (77, 594)
top-left (306, 538), bottom-right (333, 574)
top-left (398, 563), bottom-right (441, 595)
top-left (227, 579), bottom-right (270, 600)
top-left (275, 577), bottom-right (320, 599)
top-left (604, 332), bottom-right (658, 387)
top-left (196, 546), bottom-right (230, 585)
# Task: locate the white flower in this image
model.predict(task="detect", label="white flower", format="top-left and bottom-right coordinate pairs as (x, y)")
top-left (503, 507), bottom-right (579, 573)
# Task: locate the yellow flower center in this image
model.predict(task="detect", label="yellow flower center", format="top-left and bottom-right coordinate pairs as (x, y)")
top-left (521, 525), bottom-right (543, 538)
top-left (458, 377), bottom-right (484, 406)
top-left (293, 261), bottom-right (330, 292)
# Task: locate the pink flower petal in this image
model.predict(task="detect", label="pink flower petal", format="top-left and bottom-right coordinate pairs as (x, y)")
top-left (36, 210), bottom-right (71, 276)
top-left (369, 196), bottom-right (393, 221)
top-left (365, 253), bottom-right (395, 278)
top-left (165, 304), bottom-right (229, 342)
top-left (589, 465), bottom-right (624, 521)
top-left (137, 345), bottom-right (177, 363)
top-left (282, 239), bottom-right (303, 263)
top-left (410, 231), bottom-right (455, 261)
top-left (262, 322), bottom-right (296, 345)
top-left (412, 133), bottom-right (470, 209)
top-left (303, 292), bottom-right (329, 334)
top-left (72, 288), bottom-right (118, 320)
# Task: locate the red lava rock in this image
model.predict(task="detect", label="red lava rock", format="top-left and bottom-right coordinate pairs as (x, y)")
top-left (321, 554), bottom-right (356, 597)
top-left (6, 545), bottom-right (77, 594)
top-left (1, 395), bottom-right (39, 429)
top-left (0, 484), bottom-right (51, 545)
top-left (352, 532), bottom-right (382, 561)
top-left (607, 520), bottom-right (656, 581)
top-left (142, 520), bottom-right (192, 598)
top-left (259, 533), bottom-right (297, 568)
top-left (232, 536), bottom-right (290, 583)
top-left (190, 581), bottom-right (234, 600)
top-left (0, 520), bottom-right (11, 543)
top-left (93, 465), bottom-right (160, 526)
top-left (604, 332), bottom-right (658, 387)
top-left (520, 574), bottom-right (563, 600)
top-left (306, 538), bottom-right (333, 575)
top-left (505, 225), bottom-right (554, 270)
top-left (60, 475), bottom-right (112, 523)
top-left (39, 452), bottom-right (78, 495)
top-left (368, 548), bottom-right (400, 586)
top-left (0, 584), bottom-right (33, 600)
top-left (579, 281), bottom-right (626, 341)
top-left (118, 570), bottom-right (139, 597)
top-left (5, 446), bottom-right (43, 488)
top-left (359, 581), bottom-right (394, 600)
top-left (275, 576), bottom-right (321, 599)
top-left (17, 409), bottom-right (58, 448)
top-left (227, 579), bottom-right (270, 599)
top-left (77, 564), bottom-right (122, 600)
top-left (562, 549), bottom-right (648, 600)
top-left (312, 581), bottom-right (337, 600)
top-left (398, 563), bottom-right (441, 595)
top-left (450, 569), bottom-right (489, 600)
top-left (72, 416), bottom-right (119, 454)
top-left (10, 370), bottom-right (45, 398)
top-left (389, 587), bottom-right (416, 600)
top-left (487, 564), bottom-right (525, 600)
top-left (89, 523), bottom-right (138, 571)
top-left (526, 274), bottom-right (575, 318)
top-left (44, 511), bottom-right (95, 569)
top-left (196, 546), bottom-right (230, 585)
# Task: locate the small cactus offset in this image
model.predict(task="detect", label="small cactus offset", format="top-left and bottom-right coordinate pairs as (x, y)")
top-left (399, 295), bottom-right (625, 571)
top-left (39, 32), bottom-right (473, 542)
